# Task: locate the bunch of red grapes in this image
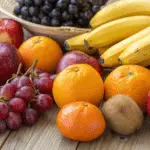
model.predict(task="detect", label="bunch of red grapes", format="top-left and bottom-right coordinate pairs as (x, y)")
top-left (0, 68), bottom-right (54, 133)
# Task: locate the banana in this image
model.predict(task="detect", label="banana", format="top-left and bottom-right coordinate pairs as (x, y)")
top-left (138, 59), bottom-right (150, 67)
top-left (64, 32), bottom-right (97, 54)
top-left (85, 16), bottom-right (150, 48)
top-left (119, 34), bottom-right (150, 65)
top-left (98, 46), bottom-right (110, 55)
top-left (90, 0), bottom-right (150, 28)
top-left (100, 26), bottom-right (150, 67)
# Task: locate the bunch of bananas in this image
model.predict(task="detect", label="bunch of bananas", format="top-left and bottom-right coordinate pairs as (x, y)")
top-left (65, 0), bottom-right (150, 67)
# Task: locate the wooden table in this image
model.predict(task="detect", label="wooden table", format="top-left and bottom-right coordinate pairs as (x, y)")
top-left (1, 12), bottom-right (150, 150)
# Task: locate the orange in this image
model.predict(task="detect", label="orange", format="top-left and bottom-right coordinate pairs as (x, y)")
top-left (104, 65), bottom-right (150, 111)
top-left (18, 36), bottom-right (63, 73)
top-left (53, 64), bottom-right (104, 108)
top-left (57, 101), bottom-right (106, 141)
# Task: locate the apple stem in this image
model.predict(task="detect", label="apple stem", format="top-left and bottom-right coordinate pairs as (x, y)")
top-left (24, 60), bottom-right (38, 76)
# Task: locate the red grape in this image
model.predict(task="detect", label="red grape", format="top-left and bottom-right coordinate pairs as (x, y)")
top-left (35, 68), bottom-right (44, 74)
top-left (11, 77), bottom-right (20, 87)
top-left (0, 102), bottom-right (9, 120)
top-left (8, 98), bottom-right (26, 113)
top-left (39, 73), bottom-right (50, 78)
top-left (34, 77), bottom-right (53, 94)
top-left (23, 108), bottom-right (38, 126)
top-left (0, 120), bottom-right (7, 133)
top-left (6, 112), bottom-right (22, 130)
top-left (50, 74), bottom-right (56, 81)
top-left (15, 86), bottom-right (35, 103)
top-left (0, 83), bottom-right (17, 100)
top-left (35, 94), bottom-right (53, 112)
top-left (17, 76), bottom-right (33, 89)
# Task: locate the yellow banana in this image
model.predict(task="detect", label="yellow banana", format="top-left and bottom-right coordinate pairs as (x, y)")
top-left (64, 32), bottom-right (97, 54)
top-left (98, 46), bottom-right (110, 55)
top-left (90, 0), bottom-right (150, 28)
top-left (138, 59), bottom-right (150, 67)
top-left (100, 26), bottom-right (150, 67)
top-left (85, 16), bottom-right (150, 48)
top-left (119, 34), bottom-right (150, 65)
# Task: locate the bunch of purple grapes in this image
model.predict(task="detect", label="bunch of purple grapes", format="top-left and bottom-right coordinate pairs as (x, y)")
top-left (0, 69), bottom-right (54, 133)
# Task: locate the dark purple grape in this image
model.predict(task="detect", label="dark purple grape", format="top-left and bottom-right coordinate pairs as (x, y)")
top-left (23, 108), bottom-right (38, 126)
top-left (62, 11), bottom-right (72, 21)
top-left (79, 12), bottom-right (84, 18)
top-left (32, 16), bottom-right (41, 24)
top-left (62, 21), bottom-right (74, 26)
top-left (41, 16), bottom-right (51, 26)
top-left (41, 5), bottom-right (52, 14)
top-left (26, 17), bottom-right (32, 22)
top-left (34, 0), bottom-right (44, 6)
top-left (56, 0), bottom-right (69, 10)
top-left (77, 18), bottom-right (87, 27)
top-left (8, 98), bottom-right (26, 113)
top-left (38, 11), bottom-right (45, 20)
top-left (29, 6), bottom-right (40, 16)
top-left (88, 0), bottom-right (103, 5)
top-left (24, 0), bottom-right (34, 6)
top-left (6, 112), bottom-right (22, 130)
top-left (21, 6), bottom-right (30, 18)
top-left (15, 86), bottom-right (35, 103)
top-left (16, 0), bottom-right (25, 6)
top-left (84, 10), bottom-right (93, 20)
top-left (0, 120), bottom-right (7, 133)
top-left (51, 9), bottom-right (61, 18)
top-left (17, 76), bottom-right (33, 89)
top-left (0, 102), bottom-right (9, 120)
top-left (35, 94), bottom-right (53, 112)
top-left (48, 0), bottom-right (57, 3)
top-left (68, 4), bottom-right (78, 14)
top-left (71, 0), bottom-right (77, 4)
top-left (92, 5), bottom-right (100, 13)
top-left (14, 5), bottom-right (22, 16)
top-left (0, 83), bottom-right (17, 100)
top-left (51, 18), bottom-right (60, 26)
top-left (44, 0), bottom-right (51, 5)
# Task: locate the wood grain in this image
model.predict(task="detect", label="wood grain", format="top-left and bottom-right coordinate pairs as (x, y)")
top-left (1, 105), bottom-right (78, 150)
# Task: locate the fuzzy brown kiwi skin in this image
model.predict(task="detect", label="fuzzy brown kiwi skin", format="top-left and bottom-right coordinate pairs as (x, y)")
top-left (102, 94), bottom-right (144, 135)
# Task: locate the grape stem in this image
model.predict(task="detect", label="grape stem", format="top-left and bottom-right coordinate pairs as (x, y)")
top-left (24, 60), bottom-right (38, 76)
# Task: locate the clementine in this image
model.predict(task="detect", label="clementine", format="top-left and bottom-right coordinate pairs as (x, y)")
top-left (104, 65), bottom-right (150, 111)
top-left (18, 36), bottom-right (63, 73)
top-left (53, 64), bottom-right (104, 108)
top-left (57, 101), bottom-right (106, 141)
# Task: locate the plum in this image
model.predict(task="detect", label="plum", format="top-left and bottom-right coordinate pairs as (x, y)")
top-left (56, 51), bottom-right (102, 75)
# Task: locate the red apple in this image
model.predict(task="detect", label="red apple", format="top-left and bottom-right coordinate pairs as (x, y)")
top-left (0, 18), bottom-right (23, 48)
top-left (57, 51), bottom-right (103, 75)
top-left (0, 42), bottom-right (20, 85)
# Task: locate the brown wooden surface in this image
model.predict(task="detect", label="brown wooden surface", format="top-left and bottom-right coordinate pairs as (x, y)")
top-left (1, 6), bottom-right (150, 150)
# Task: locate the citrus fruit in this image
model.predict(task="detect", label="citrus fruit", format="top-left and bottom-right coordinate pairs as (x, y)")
top-left (57, 101), bottom-right (106, 141)
top-left (18, 36), bottom-right (63, 73)
top-left (104, 65), bottom-right (150, 111)
top-left (53, 64), bottom-right (104, 108)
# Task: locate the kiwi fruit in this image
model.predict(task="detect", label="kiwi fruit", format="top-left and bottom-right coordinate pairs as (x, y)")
top-left (102, 94), bottom-right (144, 135)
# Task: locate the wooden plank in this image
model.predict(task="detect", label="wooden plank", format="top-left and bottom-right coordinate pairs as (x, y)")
top-left (77, 117), bottom-right (150, 150)
top-left (1, 105), bottom-right (78, 150)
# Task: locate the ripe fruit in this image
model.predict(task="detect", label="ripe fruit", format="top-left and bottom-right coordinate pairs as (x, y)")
top-left (57, 101), bottom-right (106, 141)
top-left (0, 102), bottom-right (9, 120)
top-left (15, 86), bottom-right (34, 103)
top-left (18, 36), bottom-right (63, 73)
top-left (0, 83), bottom-right (16, 100)
top-left (0, 42), bottom-right (20, 85)
top-left (23, 108), bottom-right (38, 126)
top-left (6, 112), bottom-right (22, 130)
top-left (8, 98), bottom-right (26, 113)
top-left (35, 94), bottom-right (53, 112)
top-left (56, 51), bottom-right (103, 75)
top-left (33, 77), bottom-right (53, 94)
top-left (53, 64), bottom-right (104, 108)
top-left (0, 18), bottom-right (23, 48)
top-left (104, 65), bottom-right (150, 111)
top-left (102, 95), bottom-right (143, 135)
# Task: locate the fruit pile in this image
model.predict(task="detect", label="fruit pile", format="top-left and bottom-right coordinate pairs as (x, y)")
top-left (14, 0), bottom-right (107, 27)
top-left (0, 61), bottom-right (53, 132)
top-left (65, 0), bottom-right (150, 67)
